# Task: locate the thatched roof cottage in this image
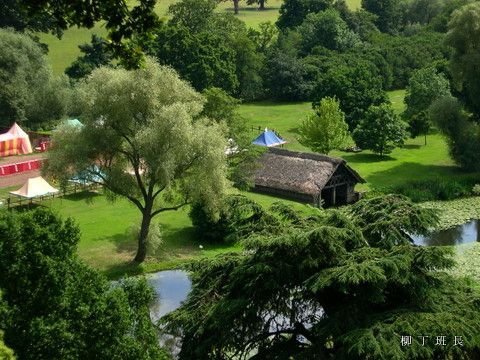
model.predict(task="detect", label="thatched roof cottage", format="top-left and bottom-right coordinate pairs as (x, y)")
top-left (254, 148), bottom-right (365, 207)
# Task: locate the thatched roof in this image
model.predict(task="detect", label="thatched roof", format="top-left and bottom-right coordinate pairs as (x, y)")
top-left (254, 148), bottom-right (365, 196)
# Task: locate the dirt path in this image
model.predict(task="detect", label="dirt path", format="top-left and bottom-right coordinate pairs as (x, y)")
top-left (0, 153), bottom-right (46, 165)
top-left (0, 170), bottom-right (42, 188)
top-left (0, 153), bottom-right (46, 188)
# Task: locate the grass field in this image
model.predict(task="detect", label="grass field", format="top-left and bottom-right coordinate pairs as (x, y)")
top-left (240, 90), bottom-right (475, 191)
top-left (41, 0), bottom-right (362, 74)
top-left (0, 189), bottom-right (312, 278)
top-left (3, 89), bottom-right (476, 277)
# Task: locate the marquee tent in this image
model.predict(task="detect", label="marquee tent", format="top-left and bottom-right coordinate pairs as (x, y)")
top-left (0, 123), bottom-right (33, 156)
top-left (10, 176), bottom-right (59, 199)
top-left (252, 128), bottom-right (286, 147)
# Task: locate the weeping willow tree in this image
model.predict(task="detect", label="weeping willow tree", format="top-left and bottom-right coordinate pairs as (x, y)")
top-left (45, 59), bottom-right (228, 263)
top-left (163, 195), bottom-right (480, 359)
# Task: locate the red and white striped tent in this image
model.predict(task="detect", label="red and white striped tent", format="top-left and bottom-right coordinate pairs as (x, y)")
top-left (0, 123), bottom-right (33, 157)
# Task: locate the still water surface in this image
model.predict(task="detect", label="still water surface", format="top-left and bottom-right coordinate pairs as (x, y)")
top-left (412, 219), bottom-right (480, 246)
top-left (148, 270), bottom-right (191, 322)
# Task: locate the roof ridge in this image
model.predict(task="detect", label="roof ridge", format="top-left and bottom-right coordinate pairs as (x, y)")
top-left (267, 147), bottom-right (343, 164)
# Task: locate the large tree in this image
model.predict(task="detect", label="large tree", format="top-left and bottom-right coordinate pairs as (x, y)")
top-left (353, 103), bottom-right (408, 156)
top-left (163, 195), bottom-right (480, 359)
top-left (0, 29), bottom-right (69, 129)
top-left (403, 67), bottom-right (451, 144)
top-left (446, 1), bottom-right (480, 118)
top-left (65, 35), bottom-right (113, 80)
top-left (298, 9), bottom-right (361, 53)
top-left (276, 0), bottom-right (334, 29)
top-left (298, 97), bottom-right (349, 154)
top-left (44, 59), bottom-right (228, 263)
top-left (0, 208), bottom-right (167, 359)
top-left (361, 0), bottom-right (406, 33)
top-left (312, 57), bottom-right (387, 130)
top-left (430, 95), bottom-right (480, 171)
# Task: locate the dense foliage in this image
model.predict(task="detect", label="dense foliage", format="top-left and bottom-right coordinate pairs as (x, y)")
top-left (19, 0), bottom-right (159, 67)
top-left (165, 195), bottom-right (480, 359)
top-left (0, 208), bottom-right (167, 359)
top-left (298, 97), bottom-right (349, 154)
top-left (65, 35), bottom-right (113, 80)
top-left (446, 1), bottom-right (480, 118)
top-left (353, 103), bottom-right (408, 155)
top-left (0, 29), bottom-right (69, 129)
top-left (44, 59), bottom-right (228, 262)
top-left (403, 67), bottom-right (451, 142)
top-left (430, 95), bottom-right (480, 171)
top-left (390, 177), bottom-right (475, 202)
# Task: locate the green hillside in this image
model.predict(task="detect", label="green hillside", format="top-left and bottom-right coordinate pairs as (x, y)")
top-left (41, 0), bottom-right (362, 74)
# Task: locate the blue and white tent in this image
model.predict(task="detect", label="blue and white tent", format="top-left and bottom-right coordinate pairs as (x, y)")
top-left (252, 128), bottom-right (286, 147)
top-left (70, 165), bottom-right (104, 185)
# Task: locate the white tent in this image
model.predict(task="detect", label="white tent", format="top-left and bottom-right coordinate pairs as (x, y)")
top-left (10, 176), bottom-right (59, 199)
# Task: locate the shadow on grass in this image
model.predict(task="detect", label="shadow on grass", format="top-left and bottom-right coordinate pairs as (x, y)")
top-left (104, 261), bottom-right (145, 280)
top-left (227, 6), bottom-right (280, 11)
top-left (402, 144), bottom-right (422, 150)
top-left (340, 153), bottom-right (396, 164)
top-left (365, 162), bottom-right (467, 190)
top-left (288, 126), bottom-right (300, 135)
top-left (61, 191), bottom-right (102, 202)
top-left (101, 222), bottom-right (197, 255)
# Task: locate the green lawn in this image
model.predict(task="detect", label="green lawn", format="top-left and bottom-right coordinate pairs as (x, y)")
top-left (42, 0), bottom-right (361, 74)
top-left (240, 90), bottom-right (476, 191)
top-left (0, 187), bottom-right (312, 278)
top-left (3, 89), bottom-right (475, 277)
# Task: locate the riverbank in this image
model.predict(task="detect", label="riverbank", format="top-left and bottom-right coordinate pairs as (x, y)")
top-left (421, 196), bottom-right (480, 282)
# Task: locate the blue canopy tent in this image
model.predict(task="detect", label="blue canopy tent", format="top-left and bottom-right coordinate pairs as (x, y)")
top-left (54, 119), bottom-right (84, 132)
top-left (70, 165), bottom-right (104, 185)
top-left (252, 128), bottom-right (287, 147)
top-left (65, 119), bottom-right (84, 128)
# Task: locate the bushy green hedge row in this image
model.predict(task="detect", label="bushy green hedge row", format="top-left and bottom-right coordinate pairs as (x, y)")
top-left (389, 177), bottom-right (480, 202)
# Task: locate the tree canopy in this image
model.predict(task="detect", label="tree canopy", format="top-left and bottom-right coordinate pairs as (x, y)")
top-left (0, 208), bottom-right (166, 359)
top-left (353, 103), bottom-right (407, 156)
top-left (65, 35), bottom-right (113, 80)
top-left (312, 57), bottom-right (387, 130)
top-left (446, 1), bottom-right (480, 118)
top-left (18, 0), bottom-right (159, 67)
top-left (0, 29), bottom-right (69, 129)
top-left (44, 59), bottom-right (228, 262)
top-left (298, 97), bottom-right (349, 154)
top-left (163, 195), bottom-right (480, 359)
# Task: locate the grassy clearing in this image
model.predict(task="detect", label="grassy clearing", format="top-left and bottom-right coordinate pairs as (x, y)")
top-left (3, 89), bottom-right (477, 277)
top-left (0, 188), bottom-right (311, 278)
top-left (42, 0), bottom-right (361, 74)
top-left (240, 91), bottom-right (479, 191)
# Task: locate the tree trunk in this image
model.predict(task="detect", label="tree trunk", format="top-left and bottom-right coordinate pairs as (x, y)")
top-left (233, 0), bottom-right (239, 14)
top-left (424, 134), bottom-right (427, 146)
top-left (134, 208), bottom-right (152, 263)
top-left (259, 0), bottom-right (265, 10)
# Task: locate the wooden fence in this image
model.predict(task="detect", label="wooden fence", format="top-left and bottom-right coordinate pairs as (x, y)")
top-left (4, 182), bottom-right (101, 209)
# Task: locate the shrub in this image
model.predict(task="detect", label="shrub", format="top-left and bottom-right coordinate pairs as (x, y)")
top-left (390, 178), bottom-right (475, 202)
top-left (189, 195), bottom-right (289, 243)
top-left (473, 184), bottom-right (480, 196)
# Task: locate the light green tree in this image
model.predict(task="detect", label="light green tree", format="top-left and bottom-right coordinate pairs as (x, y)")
top-left (0, 332), bottom-right (14, 360)
top-left (298, 97), bottom-right (349, 154)
top-left (0, 29), bottom-right (70, 129)
top-left (403, 67), bottom-right (451, 145)
top-left (44, 59), bottom-right (228, 263)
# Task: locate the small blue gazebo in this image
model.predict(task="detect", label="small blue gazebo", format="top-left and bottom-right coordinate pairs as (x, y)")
top-left (252, 128), bottom-right (287, 147)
